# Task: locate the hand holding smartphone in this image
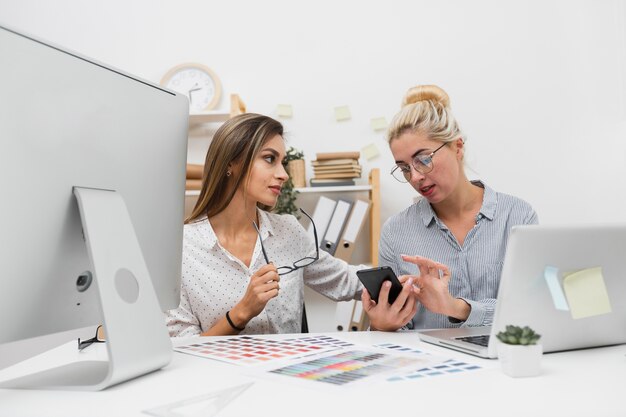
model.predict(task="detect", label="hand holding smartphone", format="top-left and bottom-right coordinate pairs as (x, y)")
top-left (356, 266), bottom-right (403, 304)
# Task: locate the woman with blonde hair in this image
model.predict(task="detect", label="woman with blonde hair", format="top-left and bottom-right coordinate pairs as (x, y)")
top-left (166, 113), bottom-right (362, 336)
top-left (362, 85), bottom-right (537, 331)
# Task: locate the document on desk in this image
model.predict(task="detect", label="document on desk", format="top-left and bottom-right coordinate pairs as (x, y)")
top-left (373, 343), bottom-right (483, 383)
top-left (174, 335), bottom-right (353, 366)
top-left (248, 342), bottom-right (482, 392)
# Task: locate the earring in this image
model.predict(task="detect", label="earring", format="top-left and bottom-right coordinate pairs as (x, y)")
top-left (226, 170), bottom-right (232, 177)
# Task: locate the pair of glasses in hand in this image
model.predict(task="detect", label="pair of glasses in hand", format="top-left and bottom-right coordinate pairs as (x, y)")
top-left (252, 208), bottom-right (319, 275)
top-left (77, 324), bottom-right (105, 351)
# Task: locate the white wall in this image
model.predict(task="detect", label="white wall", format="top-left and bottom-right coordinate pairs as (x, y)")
top-left (2, 0), bottom-right (626, 225)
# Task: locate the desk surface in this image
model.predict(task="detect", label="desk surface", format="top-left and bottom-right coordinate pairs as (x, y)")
top-left (0, 330), bottom-right (624, 417)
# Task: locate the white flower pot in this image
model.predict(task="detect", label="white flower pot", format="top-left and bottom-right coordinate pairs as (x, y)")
top-left (497, 342), bottom-right (542, 378)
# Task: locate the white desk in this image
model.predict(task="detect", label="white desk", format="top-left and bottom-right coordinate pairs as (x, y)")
top-left (0, 331), bottom-right (624, 417)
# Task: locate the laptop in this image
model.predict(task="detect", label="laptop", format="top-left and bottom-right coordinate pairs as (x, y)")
top-left (417, 224), bottom-right (626, 358)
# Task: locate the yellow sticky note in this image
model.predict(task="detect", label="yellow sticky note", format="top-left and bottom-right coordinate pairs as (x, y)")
top-left (370, 117), bottom-right (387, 131)
top-left (562, 267), bottom-right (612, 319)
top-left (334, 105), bottom-right (351, 121)
top-left (276, 104), bottom-right (293, 118)
top-left (361, 143), bottom-right (381, 161)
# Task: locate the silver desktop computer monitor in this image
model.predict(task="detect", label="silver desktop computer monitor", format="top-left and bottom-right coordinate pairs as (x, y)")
top-left (0, 25), bottom-right (189, 390)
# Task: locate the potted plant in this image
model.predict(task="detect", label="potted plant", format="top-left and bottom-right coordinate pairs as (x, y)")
top-left (274, 147), bottom-right (304, 218)
top-left (496, 325), bottom-right (542, 377)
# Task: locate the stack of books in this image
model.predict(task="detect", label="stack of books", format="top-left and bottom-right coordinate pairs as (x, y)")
top-left (186, 163), bottom-right (203, 190)
top-left (310, 151), bottom-right (361, 187)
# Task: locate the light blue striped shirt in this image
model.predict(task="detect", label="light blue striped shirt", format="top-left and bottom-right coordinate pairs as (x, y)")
top-left (379, 181), bottom-right (538, 329)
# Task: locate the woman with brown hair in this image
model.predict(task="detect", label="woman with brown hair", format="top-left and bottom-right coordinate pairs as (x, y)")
top-left (166, 113), bottom-right (362, 336)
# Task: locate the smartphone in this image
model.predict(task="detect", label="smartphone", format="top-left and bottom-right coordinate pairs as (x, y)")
top-left (356, 266), bottom-right (403, 304)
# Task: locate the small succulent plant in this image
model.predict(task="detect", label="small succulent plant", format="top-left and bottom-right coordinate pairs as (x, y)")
top-left (496, 325), bottom-right (541, 345)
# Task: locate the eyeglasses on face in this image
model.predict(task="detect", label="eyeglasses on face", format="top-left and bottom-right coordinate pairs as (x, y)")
top-left (77, 325), bottom-right (105, 351)
top-left (253, 208), bottom-right (319, 275)
top-left (390, 142), bottom-right (448, 183)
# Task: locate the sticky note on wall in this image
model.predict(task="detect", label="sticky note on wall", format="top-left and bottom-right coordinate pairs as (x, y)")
top-left (276, 104), bottom-right (293, 118)
top-left (370, 117), bottom-right (387, 131)
top-left (562, 267), bottom-right (612, 319)
top-left (361, 143), bottom-right (381, 161)
top-left (334, 106), bottom-right (351, 121)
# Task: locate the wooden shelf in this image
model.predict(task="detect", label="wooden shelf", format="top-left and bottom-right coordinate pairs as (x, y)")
top-left (189, 111), bottom-right (230, 126)
top-left (187, 94), bottom-right (247, 127)
top-left (295, 185), bottom-right (372, 193)
top-left (188, 185), bottom-right (372, 197)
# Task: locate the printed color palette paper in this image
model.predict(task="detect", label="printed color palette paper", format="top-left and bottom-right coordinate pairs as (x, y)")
top-left (386, 359), bottom-right (482, 381)
top-left (374, 343), bottom-right (427, 355)
top-left (268, 350), bottom-right (422, 386)
top-left (175, 335), bottom-right (353, 366)
top-left (374, 343), bottom-right (482, 381)
top-left (294, 335), bottom-right (354, 350)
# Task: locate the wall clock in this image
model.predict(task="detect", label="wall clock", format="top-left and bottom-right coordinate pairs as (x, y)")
top-left (160, 63), bottom-right (222, 112)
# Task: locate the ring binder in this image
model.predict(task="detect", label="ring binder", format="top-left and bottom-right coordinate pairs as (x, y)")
top-left (334, 200), bottom-right (371, 262)
top-left (308, 196), bottom-right (337, 243)
top-left (321, 200), bottom-right (352, 255)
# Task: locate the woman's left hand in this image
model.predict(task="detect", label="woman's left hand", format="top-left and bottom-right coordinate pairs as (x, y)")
top-left (401, 254), bottom-right (470, 321)
top-left (361, 277), bottom-right (418, 332)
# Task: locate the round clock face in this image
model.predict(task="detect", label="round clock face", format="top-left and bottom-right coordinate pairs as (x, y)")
top-left (161, 64), bottom-right (222, 112)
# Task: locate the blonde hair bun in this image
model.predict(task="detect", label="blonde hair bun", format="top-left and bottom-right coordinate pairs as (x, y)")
top-left (402, 85), bottom-right (450, 108)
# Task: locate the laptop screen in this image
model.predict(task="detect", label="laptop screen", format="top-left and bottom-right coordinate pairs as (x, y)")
top-left (491, 224), bottom-right (626, 355)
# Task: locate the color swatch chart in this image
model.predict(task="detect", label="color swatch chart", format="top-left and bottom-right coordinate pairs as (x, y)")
top-left (374, 343), bottom-right (482, 381)
top-left (386, 359), bottom-right (482, 382)
top-left (174, 335), bottom-right (353, 366)
top-left (268, 350), bottom-right (422, 386)
top-left (291, 335), bottom-right (354, 350)
top-left (374, 343), bottom-right (427, 355)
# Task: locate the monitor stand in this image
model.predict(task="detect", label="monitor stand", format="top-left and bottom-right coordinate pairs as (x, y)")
top-left (0, 187), bottom-right (172, 390)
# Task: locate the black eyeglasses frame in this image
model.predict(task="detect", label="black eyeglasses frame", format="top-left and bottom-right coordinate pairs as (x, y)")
top-left (253, 208), bottom-right (319, 276)
top-left (390, 142), bottom-right (448, 183)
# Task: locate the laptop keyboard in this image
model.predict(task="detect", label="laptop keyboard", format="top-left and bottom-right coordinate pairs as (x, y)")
top-left (456, 334), bottom-right (490, 347)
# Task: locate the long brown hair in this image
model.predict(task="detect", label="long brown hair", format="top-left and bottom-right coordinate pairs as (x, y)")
top-left (186, 113), bottom-right (284, 224)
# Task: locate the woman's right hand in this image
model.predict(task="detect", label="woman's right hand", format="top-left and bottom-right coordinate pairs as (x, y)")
top-left (229, 264), bottom-right (280, 327)
top-left (361, 276), bottom-right (418, 331)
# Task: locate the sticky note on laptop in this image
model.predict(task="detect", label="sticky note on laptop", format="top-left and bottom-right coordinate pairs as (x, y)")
top-left (562, 267), bottom-right (612, 319)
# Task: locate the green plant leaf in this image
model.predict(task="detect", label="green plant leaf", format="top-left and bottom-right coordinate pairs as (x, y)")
top-left (285, 146), bottom-right (304, 162)
top-left (498, 324), bottom-right (541, 345)
top-left (274, 177), bottom-right (300, 217)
